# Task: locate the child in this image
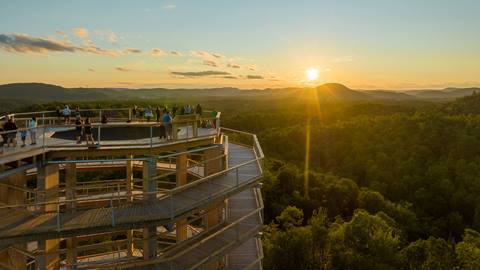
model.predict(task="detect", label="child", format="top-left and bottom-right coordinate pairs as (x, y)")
top-left (20, 129), bottom-right (27, 147)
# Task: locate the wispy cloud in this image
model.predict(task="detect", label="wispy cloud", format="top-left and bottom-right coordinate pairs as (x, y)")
top-left (0, 34), bottom-right (77, 53)
top-left (123, 48), bottom-right (142, 54)
top-left (93, 30), bottom-right (119, 43)
top-left (245, 75), bottom-right (264, 80)
top-left (73, 27), bottom-right (89, 40)
top-left (163, 4), bottom-right (176, 10)
top-left (88, 68), bottom-right (95, 72)
top-left (116, 66), bottom-right (131, 72)
top-left (203, 60), bottom-right (218, 67)
top-left (222, 75), bottom-right (239, 79)
top-left (171, 70), bottom-right (230, 77)
top-left (151, 48), bottom-right (165, 57)
top-left (227, 63), bottom-right (241, 69)
top-left (191, 50), bottom-right (223, 61)
top-left (170, 50), bottom-right (182, 56)
top-left (0, 33), bottom-right (141, 57)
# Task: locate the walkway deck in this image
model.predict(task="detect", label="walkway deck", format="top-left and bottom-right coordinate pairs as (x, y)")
top-left (0, 124), bottom-right (217, 164)
top-left (0, 143), bottom-right (261, 248)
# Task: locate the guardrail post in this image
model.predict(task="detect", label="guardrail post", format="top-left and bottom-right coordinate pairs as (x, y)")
top-left (150, 125), bottom-right (153, 148)
top-left (56, 204), bottom-right (60, 231)
top-left (236, 167), bottom-right (239, 186)
top-left (110, 198), bottom-right (115, 226)
top-left (42, 113), bottom-right (45, 126)
top-left (97, 125), bottom-right (101, 146)
top-left (170, 192), bottom-right (174, 220)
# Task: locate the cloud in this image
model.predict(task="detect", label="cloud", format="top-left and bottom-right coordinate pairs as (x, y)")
top-left (93, 30), bottom-right (119, 43)
top-left (79, 45), bottom-right (119, 56)
top-left (163, 4), bottom-right (176, 10)
top-left (170, 50), bottom-right (182, 56)
top-left (171, 70), bottom-right (230, 77)
top-left (248, 65), bottom-right (257, 71)
top-left (73, 27), bottom-right (89, 40)
top-left (227, 63), bottom-right (241, 69)
top-left (191, 50), bottom-right (223, 61)
top-left (123, 48), bottom-right (142, 54)
top-left (203, 60), bottom-right (218, 67)
top-left (151, 48), bottom-right (165, 56)
top-left (0, 34), bottom-right (77, 53)
top-left (246, 75), bottom-right (264, 80)
top-left (222, 75), bottom-right (239, 79)
top-left (0, 33), bottom-right (137, 57)
top-left (116, 67), bottom-right (131, 72)
top-left (88, 68), bottom-right (95, 72)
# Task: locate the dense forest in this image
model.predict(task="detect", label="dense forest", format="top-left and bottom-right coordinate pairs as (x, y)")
top-left (6, 89), bottom-right (480, 269)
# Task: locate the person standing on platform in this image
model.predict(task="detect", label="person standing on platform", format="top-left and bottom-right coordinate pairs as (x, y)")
top-left (84, 117), bottom-right (95, 145)
top-left (4, 118), bottom-right (18, 147)
top-left (155, 106), bottom-right (161, 122)
top-left (63, 105), bottom-right (71, 124)
top-left (28, 117), bottom-right (37, 145)
top-left (162, 110), bottom-right (172, 140)
top-left (75, 116), bottom-right (83, 144)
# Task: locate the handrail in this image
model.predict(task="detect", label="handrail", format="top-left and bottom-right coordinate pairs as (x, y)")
top-left (88, 190), bottom-right (263, 269)
top-left (0, 128), bottom-right (263, 211)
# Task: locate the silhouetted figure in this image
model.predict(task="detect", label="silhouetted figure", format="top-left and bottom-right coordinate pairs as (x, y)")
top-left (156, 106), bottom-right (161, 122)
top-left (84, 117), bottom-right (95, 145)
top-left (145, 106), bottom-right (153, 122)
top-left (75, 117), bottom-right (83, 144)
top-left (101, 114), bottom-right (108, 124)
top-left (4, 118), bottom-right (18, 147)
top-left (195, 104), bottom-right (202, 115)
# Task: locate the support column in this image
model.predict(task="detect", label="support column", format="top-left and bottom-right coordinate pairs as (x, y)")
top-left (204, 148), bottom-right (223, 176)
top-left (37, 164), bottom-right (60, 270)
top-left (65, 160), bottom-right (77, 269)
top-left (142, 158), bottom-right (157, 260)
top-left (126, 157), bottom-right (134, 202)
top-left (176, 153), bottom-right (188, 243)
top-left (126, 156), bottom-right (134, 257)
top-left (66, 238), bottom-right (77, 270)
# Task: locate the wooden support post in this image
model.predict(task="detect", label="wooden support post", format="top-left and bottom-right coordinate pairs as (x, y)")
top-left (37, 164), bottom-right (60, 269)
top-left (126, 156), bottom-right (133, 202)
top-left (176, 153), bottom-right (187, 186)
top-left (127, 230), bottom-right (134, 257)
top-left (37, 239), bottom-right (59, 270)
top-left (126, 156), bottom-right (134, 257)
top-left (65, 160), bottom-right (76, 211)
top-left (142, 158), bottom-right (157, 260)
top-left (66, 237), bottom-right (77, 270)
top-left (204, 148), bottom-right (223, 176)
top-left (176, 152), bottom-right (188, 242)
top-left (37, 164), bottom-right (59, 213)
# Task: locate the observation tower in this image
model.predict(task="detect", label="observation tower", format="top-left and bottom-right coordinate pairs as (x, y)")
top-left (0, 108), bottom-right (264, 269)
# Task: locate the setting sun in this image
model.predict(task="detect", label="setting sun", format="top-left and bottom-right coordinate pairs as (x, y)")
top-left (306, 68), bottom-right (319, 81)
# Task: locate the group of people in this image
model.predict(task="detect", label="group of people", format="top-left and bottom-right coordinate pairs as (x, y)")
top-left (74, 116), bottom-right (95, 145)
top-left (0, 115), bottom-right (37, 148)
top-left (132, 104), bottom-right (203, 122)
top-left (1, 104), bottom-right (215, 151)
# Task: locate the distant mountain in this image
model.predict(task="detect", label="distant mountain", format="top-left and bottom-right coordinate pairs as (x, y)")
top-left (403, 87), bottom-right (480, 99)
top-left (314, 83), bottom-right (369, 101)
top-left (0, 82), bottom-right (479, 106)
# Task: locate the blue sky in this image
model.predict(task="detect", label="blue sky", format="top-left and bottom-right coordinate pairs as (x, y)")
top-left (0, 0), bottom-right (479, 89)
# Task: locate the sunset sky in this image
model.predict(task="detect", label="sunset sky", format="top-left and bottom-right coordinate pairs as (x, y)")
top-left (0, 0), bottom-right (479, 89)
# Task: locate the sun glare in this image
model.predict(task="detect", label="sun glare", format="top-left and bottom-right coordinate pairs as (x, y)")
top-left (306, 68), bottom-right (319, 81)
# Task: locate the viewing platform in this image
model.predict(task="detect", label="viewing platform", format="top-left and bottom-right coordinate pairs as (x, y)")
top-left (0, 109), bottom-right (264, 270)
